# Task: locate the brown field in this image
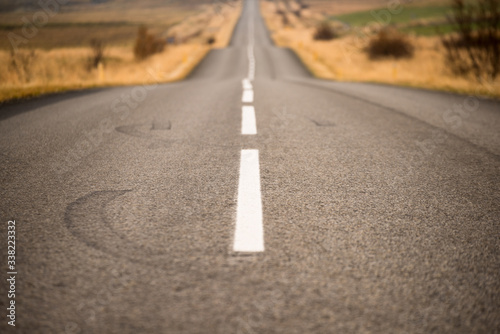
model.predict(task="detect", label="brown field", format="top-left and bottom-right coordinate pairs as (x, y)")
top-left (0, 1), bottom-right (200, 49)
top-left (261, 0), bottom-right (500, 98)
top-left (303, 0), bottom-right (450, 15)
top-left (0, 0), bottom-right (242, 103)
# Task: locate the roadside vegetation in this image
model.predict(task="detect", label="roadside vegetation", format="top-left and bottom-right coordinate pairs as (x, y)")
top-left (261, 0), bottom-right (500, 97)
top-left (313, 22), bottom-right (339, 41)
top-left (441, 0), bottom-right (500, 82)
top-left (0, 0), bottom-right (242, 103)
top-left (133, 26), bottom-right (166, 60)
top-left (367, 27), bottom-right (415, 59)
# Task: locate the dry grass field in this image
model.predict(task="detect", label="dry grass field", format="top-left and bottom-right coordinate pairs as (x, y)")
top-left (261, 0), bottom-right (500, 98)
top-left (0, 0), bottom-right (242, 103)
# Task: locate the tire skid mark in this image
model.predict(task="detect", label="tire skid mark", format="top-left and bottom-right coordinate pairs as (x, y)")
top-left (116, 122), bottom-right (241, 150)
top-left (115, 124), bottom-right (151, 139)
top-left (116, 120), bottom-right (172, 137)
top-left (116, 122), bottom-right (173, 149)
top-left (307, 118), bottom-right (336, 127)
top-left (65, 190), bottom-right (169, 262)
top-left (151, 120), bottom-right (172, 131)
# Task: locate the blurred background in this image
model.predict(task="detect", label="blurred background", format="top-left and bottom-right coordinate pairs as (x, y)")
top-left (0, 0), bottom-right (242, 101)
top-left (0, 0), bottom-right (499, 102)
top-left (262, 0), bottom-right (499, 97)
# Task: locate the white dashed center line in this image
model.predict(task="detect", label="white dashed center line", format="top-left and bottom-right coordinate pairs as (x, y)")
top-left (233, 7), bottom-right (263, 253)
top-left (241, 106), bottom-right (257, 135)
top-left (242, 89), bottom-right (254, 103)
top-left (242, 79), bottom-right (253, 90)
top-left (248, 45), bottom-right (255, 81)
top-left (247, 15), bottom-right (255, 81)
top-left (233, 149), bottom-right (264, 252)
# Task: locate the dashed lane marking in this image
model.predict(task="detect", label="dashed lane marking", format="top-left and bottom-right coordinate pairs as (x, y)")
top-left (233, 149), bottom-right (264, 252)
top-left (241, 106), bottom-right (257, 135)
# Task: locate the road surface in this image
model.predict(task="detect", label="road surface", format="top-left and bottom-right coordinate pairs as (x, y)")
top-left (1, 0), bottom-right (499, 333)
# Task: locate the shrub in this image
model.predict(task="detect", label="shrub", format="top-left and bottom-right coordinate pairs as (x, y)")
top-left (441, 0), bottom-right (500, 82)
top-left (367, 28), bottom-right (414, 59)
top-left (133, 26), bottom-right (166, 60)
top-left (313, 22), bottom-right (338, 41)
top-left (278, 11), bottom-right (289, 26)
top-left (87, 38), bottom-right (105, 71)
top-left (9, 49), bottom-right (37, 83)
top-left (207, 36), bottom-right (216, 45)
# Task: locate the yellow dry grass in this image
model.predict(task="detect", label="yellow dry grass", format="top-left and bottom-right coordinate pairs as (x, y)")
top-left (0, 1), bottom-right (242, 103)
top-left (261, 1), bottom-right (500, 98)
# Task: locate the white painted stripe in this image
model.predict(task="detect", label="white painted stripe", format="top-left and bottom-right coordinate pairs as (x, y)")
top-left (234, 150), bottom-right (264, 252)
top-left (241, 106), bottom-right (257, 135)
top-left (247, 45), bottom-right (255, 81)
top-left (242, 89), bottom-right (254, 103)
top-left (247, 15), bottom-right (256, 81)
top-left (247, 1), bottom-right (255, 81)
top-left (242, 79), bottom-right (252, 90)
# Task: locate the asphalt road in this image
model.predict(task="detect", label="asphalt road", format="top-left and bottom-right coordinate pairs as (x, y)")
top-left (1, 0), bottom-right (500, 333)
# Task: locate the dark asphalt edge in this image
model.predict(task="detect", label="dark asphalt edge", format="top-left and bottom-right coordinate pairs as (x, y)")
top-left (0, 87), bottom-right (111, 121)
top-left (289, 76), bottom-right (500, 103)
top-left (0, 82), bottom-right (181, 122)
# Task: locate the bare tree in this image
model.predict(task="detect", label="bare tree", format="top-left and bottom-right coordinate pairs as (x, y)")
top-left (87, 39), bottom-right (105, 71)
top-left (441, 0), bottom-right (500, 82)
top-left (9, 49), bottom-right (37, 83)
top-left (134, 26), bottom-right (166, 60)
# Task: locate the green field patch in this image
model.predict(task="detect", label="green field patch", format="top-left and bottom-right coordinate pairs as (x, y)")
top-left (401, 23), bottom-right (457, 36)
top-left (332, 5), bottom-right (452, 27)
